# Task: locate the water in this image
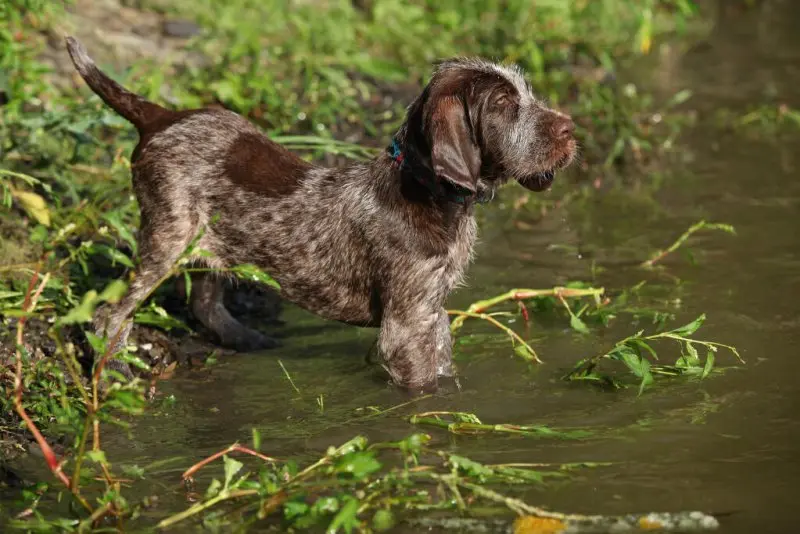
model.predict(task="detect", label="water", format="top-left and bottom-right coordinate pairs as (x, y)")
top-left (8, 2), bottom-right (800, 532)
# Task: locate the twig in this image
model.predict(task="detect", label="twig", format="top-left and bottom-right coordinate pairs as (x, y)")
top-left (446, 310), bottom-right (542, 363)
top-left (640, 220), bottom-right (735, 268)
top-left (70, 417), bottom-right (93, 493)
top-left (518, 301), bottom-right (530, 324)
top-left (427, 473), bottom-right (578, 521)
top-left (289, 439), bottom-right (362, 483)
top-left (646, 332), bottom-right (744, 363)
top-left (449, 286), bottom-right (604, 332)
top-left (77, 501), bottom-right (113, 533)
top-left (342, 394), bottom-right (433, 425)
top-left (181, 444), bottom-right (278, 483)
top-left (12, 272), bottom-right (93, 509)
top-left (409, 412), bottom-right (591, 439)
top-left (69, 163), bottom-right (111, 176)
top-left (90, 323), bottom-right (128, 452)
top-left (0, 262), bottom-right (39, 273)
top-left (278, 359), bottom-right (301, 395)
top-left (156, 488), bottom-right (259, 529)
top-left (13, 274), bottom-right (67, 486)
top-left (563, 315), bottom-right (743, 386)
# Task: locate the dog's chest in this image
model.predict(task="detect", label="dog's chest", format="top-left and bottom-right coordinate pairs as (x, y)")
top-left (441, 216), bottom-right (477, 290)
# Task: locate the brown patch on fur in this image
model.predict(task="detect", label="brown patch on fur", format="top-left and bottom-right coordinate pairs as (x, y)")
top-left (224, 132), bottom-right (312, 196)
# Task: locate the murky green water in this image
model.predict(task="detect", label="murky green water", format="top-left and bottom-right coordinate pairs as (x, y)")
top-left (8, 2), bottom-right (800, 532)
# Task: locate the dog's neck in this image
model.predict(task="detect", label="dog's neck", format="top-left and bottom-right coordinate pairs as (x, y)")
top-left (386, 137), bottom-right (479, 206)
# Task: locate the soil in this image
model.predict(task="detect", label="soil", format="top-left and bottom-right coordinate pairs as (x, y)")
top-left (37, 0), bottom-right (206, 96)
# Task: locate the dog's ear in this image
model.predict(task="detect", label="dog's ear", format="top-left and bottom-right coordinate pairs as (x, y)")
top-left (426, 95), bottom-right (480, 195)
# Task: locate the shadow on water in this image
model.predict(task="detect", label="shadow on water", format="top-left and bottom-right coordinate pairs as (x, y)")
top-left (14, 2), bottom-right (799, 531)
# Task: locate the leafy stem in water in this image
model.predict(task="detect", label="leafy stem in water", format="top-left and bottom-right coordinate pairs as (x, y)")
top-left (564, 313), bottom-right (743, 394)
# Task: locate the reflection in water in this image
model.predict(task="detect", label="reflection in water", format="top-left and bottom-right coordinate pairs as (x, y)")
top-left (72, 2), bottom-right (800, 532)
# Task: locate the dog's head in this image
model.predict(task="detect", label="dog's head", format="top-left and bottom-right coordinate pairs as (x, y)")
top-left (398, 58), bottom-right (577, 201)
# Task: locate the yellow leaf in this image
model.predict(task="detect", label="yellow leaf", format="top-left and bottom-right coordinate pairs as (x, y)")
top-left (513, 516), bottom-right (566, 534)
top-left (11, 189), bottom-right (50, 227)
top-left (639, 34), bottom-right (652, 54)
top-left (637, 9), bottom-right (653, 55)
top-left (639, 517), bottom-right (664, 530)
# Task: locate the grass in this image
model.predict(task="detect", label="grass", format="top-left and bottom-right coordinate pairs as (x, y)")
top-left (0, 0), bottom-right (747, 531)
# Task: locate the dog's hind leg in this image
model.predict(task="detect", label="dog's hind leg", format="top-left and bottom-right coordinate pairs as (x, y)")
top-left (93, 209), bottom-right (196, 380)
top-left (190, 273), bottom-right (279, 352)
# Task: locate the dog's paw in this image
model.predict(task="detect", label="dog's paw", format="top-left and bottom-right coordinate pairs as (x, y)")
top-left (226, 329), bottom-right (280, 352)
top-left (436, 359), bottom-right (455, 378)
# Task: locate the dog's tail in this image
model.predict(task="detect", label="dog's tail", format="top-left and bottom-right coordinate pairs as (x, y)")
top-left (65, 36), bottom-right (170, 131)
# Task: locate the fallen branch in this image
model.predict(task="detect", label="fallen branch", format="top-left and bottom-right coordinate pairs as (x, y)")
top-left (156, 488), bottom-right (259, 530)
top-left (446, 310), bottom-right (542, 363)
top-left (640, 220), bottom-right (735, 268)
top-left (409, 411), bottom-right (592, 439)
top-left (181, 443), bottom-right (279, 483)
top-left (449, 286), bottom-right (604, 332)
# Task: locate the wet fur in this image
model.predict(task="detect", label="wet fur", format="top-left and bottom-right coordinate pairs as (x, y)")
top-left (65, 37), bottom-right (576, 392)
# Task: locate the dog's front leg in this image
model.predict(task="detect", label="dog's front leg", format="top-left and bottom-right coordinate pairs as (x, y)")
top-left (378, 306), bottom-right (439, 392)
top-left (435, 308), bottom-right (455, 378)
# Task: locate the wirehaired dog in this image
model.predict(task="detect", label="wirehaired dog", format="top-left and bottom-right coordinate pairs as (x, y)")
top-left (65, 36), bottom-right (576, 392)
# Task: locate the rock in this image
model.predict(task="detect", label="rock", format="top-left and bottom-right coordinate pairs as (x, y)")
top-left (162, 19), bottom-right (202, 39)
top-left (0, 69), bottom-right (8, 107)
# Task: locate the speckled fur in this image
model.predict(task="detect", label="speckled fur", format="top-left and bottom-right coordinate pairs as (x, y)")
top-left (66, 37), bottom-right (576, 391)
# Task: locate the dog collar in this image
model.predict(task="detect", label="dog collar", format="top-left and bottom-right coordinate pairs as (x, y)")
top-left (388, 138), bottom-right (475, 205)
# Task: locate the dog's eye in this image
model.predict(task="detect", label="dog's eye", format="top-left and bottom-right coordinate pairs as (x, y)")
top-left (492, 92), bottom-right (515, 110)
top-left (493, 94), bottom-right (509, 107)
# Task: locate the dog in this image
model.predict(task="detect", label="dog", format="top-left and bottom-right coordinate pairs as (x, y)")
top-left (65, 36), bottom-right (576, 392)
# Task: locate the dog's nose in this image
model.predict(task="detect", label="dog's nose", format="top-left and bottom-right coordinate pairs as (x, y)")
top-left (553, 116), bottom-right (575, 139)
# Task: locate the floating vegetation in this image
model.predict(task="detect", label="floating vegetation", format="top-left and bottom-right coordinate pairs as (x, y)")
top-left (565, 314), bottom-right (743, 394)
top-left (640, 220), bottom-right (736, 269)
top-left (716, 103), bottom-right (800, 135)
top-left (149, 433), bottom-right (718, 533)
top-left (408, 411), bottom-right (595, 440)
